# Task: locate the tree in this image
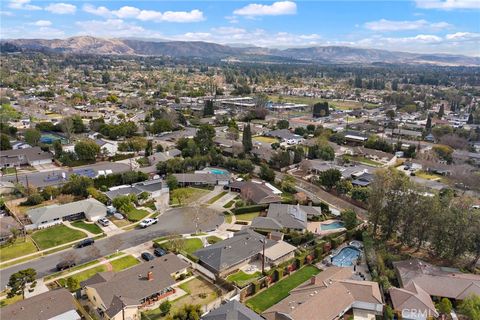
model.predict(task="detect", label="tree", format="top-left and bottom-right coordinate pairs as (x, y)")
top-left (60, 117), bottom-right (74, 142)
top-left (66, 277), bottom-right (80, 291)
top-left (242, 123), bottom-right (253, 153)
top-left (318, 169), bottom-right (342, 190)
top-left (53, 139), bottom-right (63, 157)
top-left (391, 79), bottom-right (398, 91)
top-left (7, 268), bottom-right (37, 299)
top-left (458, 294), bottom-right (480, 320)
top-left (150, 119), bottom-right (173, 134)
top-left (171, 188), bottom-right (190, 205)
top-left (259, 164), bottom-right (275, 183)
top-left (75, 139), bottom-right (100, 161)
top-left (425, 115), bottom-right (432, 133)
top-left (102, 71), bottom-right (111, 84)
top-left (145, 140), bottom-right (153, 157)
top-left (277, 119), bottom-right (289, 129)
top-left (386, 110), bottom-right (395, 120)
top-left (166, 174), bottom-right (178, 190)
top-left (159, 300), bottom-right (172, 316)
top-left (0, 133), bottom-right (11, 150)
top-left (313, 102), bottom-right (329, 118)
top-left (467, 113), bottom-right (474, 124)
top-left (340, 209), bottom-right (357, 230)
top-left (335, 179), bottom-right (352, 195)
top-left (62, 175), bottom-right (94, 197)
top-left (194, 124), bottom-right (215, 153)
top-left (24, 128), bottom-right (41, 146)
top-left (438, 104), bottom-right (445, 118)
top-left (281, 175), bottom-right (296, 193)
top-left (436, 298), bottom-right (452, 315)
top-left (203, 99), bottom-right (214, 117)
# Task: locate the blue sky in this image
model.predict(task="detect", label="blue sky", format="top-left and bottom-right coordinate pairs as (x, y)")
top-left (1, 0), bottom-right (479, 55)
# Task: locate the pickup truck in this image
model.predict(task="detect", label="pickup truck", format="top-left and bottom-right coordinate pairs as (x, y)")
top-left (139, 218), bottom-right (158, 228)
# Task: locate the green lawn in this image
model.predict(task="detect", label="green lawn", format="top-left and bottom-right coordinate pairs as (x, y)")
top-left (235, 212), bottom-right (260, 221)
top-left (246, 265), bottom-right (320, 313)
top-left (344, 155), bottom-right (383, 167)
top-left (110, 255), bottom-right (140, 271)
top-left (0, 294), bottom-right (22, 308)
top-left (206, 236), bottom-right (223, 244)
top-left (0, 237), bottom-right (38, 262)
top-left (206, 191), bottom-right (228, 204)
top-left (32, 225), bottom-right (87, 250)
top-left (58, 265), bottom-right (108, 289)
top-left (223, 200), bottom-right (235, 208)
top-left (71, 221), bottom-right (103, 234)
top-left (159, 238), bottom-right (204, 255)
top-left (44, 259), bottom-right (100, 281)
top-left (227, 271), bottom-right (261, 288)
top-left (170, 187), bottom-right (211, 206)
top-left (125, 208), bottom-right (150, 222)
top-left (253, 136), bottom-right (279, 144)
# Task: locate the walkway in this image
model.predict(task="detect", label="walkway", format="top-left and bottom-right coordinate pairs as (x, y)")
top-left (63, 221), bottom-right (96, 238)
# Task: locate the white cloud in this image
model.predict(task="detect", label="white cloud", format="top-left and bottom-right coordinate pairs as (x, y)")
top-left (225, 16), bottom-right (239, 24)
top-left (364, 19), bottom-right (451, 31)
top-left (82, 4), bottom-right (204, 22)
top-left (8, 0), bottom-right (41, 11)
top-left (32, 20), bottom-right (52, 27)
top-left (233, 1), bottom-right (297, 16)
top-left (76, 19), bottom-right (162, 38)
top-left (445, 32), bottom-right (480, 40)
top-left (416, 0), bottom-right (480, 9)
top-left (45, 3), bottom-right (76, 14)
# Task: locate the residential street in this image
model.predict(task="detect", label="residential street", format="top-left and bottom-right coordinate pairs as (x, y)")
top-left (0, 207), bottom-right (223, 288)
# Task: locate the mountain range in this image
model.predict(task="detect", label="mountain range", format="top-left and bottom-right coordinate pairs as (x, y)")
top-left (2, 36), bottom-right (479, 66)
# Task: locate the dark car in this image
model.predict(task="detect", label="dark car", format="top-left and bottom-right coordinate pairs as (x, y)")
top-left (141, 252), bottom-right (155, 261)
top-left (56, 260), bottom-right (76, 271)
top-left (76, 238), bottom-right (95, 248)
top-left (154, 248), bottom-right (167, 257)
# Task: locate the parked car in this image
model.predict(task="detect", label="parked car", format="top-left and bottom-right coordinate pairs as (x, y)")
top-left (56, 260), bottom-right (76, 271)
top-left (76, 238), bottom-right (95, 248)
top-left (139, 218), bottom-right (158, 228)
top-left (141, 252), bottom-right (155, 261)
top-left (154, 248), bottom-right (167, 257)
top-left (97, 218), bottom-right (110, 227)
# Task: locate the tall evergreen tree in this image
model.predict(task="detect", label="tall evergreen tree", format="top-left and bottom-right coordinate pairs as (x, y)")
top-left (467, 113), bottom-right (474, 124)
top-left (242, 123), bottom-right (252, 153)
top-left (203, 99), bottom-right (214, 117)
top-left (438, 104), bottom-right (445, 118)
top-left (425, 115), bottom-right (432, 132)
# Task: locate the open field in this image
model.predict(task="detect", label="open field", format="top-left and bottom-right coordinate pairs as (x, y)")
top-left (31, 225), bottom-right (87, 250)
top-left (246, 265), bottom-right (320, 313)
top-left (0, 237), bottom-right (38, 262)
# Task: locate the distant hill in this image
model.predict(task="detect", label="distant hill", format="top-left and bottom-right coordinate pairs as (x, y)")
top-left (2, 36), bottom-right (479, 66)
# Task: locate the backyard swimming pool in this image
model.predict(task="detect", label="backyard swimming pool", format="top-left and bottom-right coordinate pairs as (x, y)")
top-left (331, 246), bottom-right (361, 267)
top-left (206, 168), bottom-right (229, 175)
top-left (320, 221), bottom-right (345, 230)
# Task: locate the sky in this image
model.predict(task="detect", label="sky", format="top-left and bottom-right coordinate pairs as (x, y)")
top-left (1, 0), bottom-right (479, 56)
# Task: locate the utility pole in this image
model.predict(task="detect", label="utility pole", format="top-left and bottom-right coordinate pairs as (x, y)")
top-left (14, 166), bottom-right (19, 183)
top-left (261, 236), bottom-right (266, 275)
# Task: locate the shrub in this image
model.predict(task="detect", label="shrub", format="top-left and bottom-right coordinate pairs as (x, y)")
top-left (232, 204), bottom-right (268, 214)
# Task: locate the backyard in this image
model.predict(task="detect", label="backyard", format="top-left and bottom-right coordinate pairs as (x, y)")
top-left (246, 265), bottom-right (320, 313)
top-left (227, 270), bottom-right (261, 288)
top-left (235, 212), bottom-right (260, 222)
top-left (158, 238), bottom-right (204, 255)
top-left (31, 224), bottom-right (87, 250)
top-left (253, 136), bottom-right (279, 144)
top-left (71, 221), bottom-right (103, 234)
top-left (142, 276), bottom-right (218, 320)
top-left (344, 155), bottom-right (383, 167)
top-left (0, 237), bottom-right (38, 262)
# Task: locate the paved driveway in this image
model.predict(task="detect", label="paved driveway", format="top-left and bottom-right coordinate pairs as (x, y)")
top-left (0, 207), bottom-right (223, 288)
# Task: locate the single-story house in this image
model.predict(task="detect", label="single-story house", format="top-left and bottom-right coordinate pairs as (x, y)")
top-left (82, 253), bottom-right (188, 320)
top-left (263, 267), bottom-right (383, 320)
top-left (105, 179), bottom-right (170, 210)
top-left (202, 300), bottom-right (263, 320)
top-left (194, 229), bottom-right (295, 277)
top-left (95, 139), bottom-right (118, 156)
top-left (0, 215), bottom-right (22, 245)
top-left (352, 146), bottom-right (395, 164)
top-left (0, 146), bottom-right (53, 168)
top-left (227, 181), bottom-right (282, 205)
top-left (301, 160), bottom-right (373, 180)
top-left (0, 288), bottom-right (81, 320)
top-left (27, 198), bottom-right (107, 229)
top-left (173, 173), bottom-right (230, 187)
top-left (344, 130), bottom-right (368, 143)
top-left (251, 204), bottom-right (322, 232)
top-left (390, 283), bottom-right (439, 320)
top-left (352, 172), bottom-right (375, 187)
top-left (266, 129), bottom-right (304, 145)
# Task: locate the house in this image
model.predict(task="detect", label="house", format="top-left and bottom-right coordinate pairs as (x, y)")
top-left (301, 160), bottom-right (373, 180)
top-left (202, 300), bottom-right (263, 320)
top-left (27, 198), bottom-right (107, 229)
top-left (344, 130), bottom-right (368, 144)
top-left (352, 146), bottom-right (395, 164)
top-left (105, 179), bottom-right (170, 210)
top-left (82, 253), bottom-right (188, 320)
top-left (0, 288), bottom-right (81, 320)
top-left (194, 229), bottom-right (295, 277)
top-left (0, 215), bottom-right (22, 245)
top-left (266, 129), bottom-right (304, 145)
top-left (227, 181), bottom-right (282, 205)
top-left (0, 147), bottom-right (53, 168)
top-left (251, 203), bottom-right (322, 232)
top-left (393, 259), bottom-right (480, 301)
top-left (95, 139), bottom-right (118, 156)
top-left (263, 267), bottom-right (383, 320)
top-left (390, 283), bottom-right (439, 320)
top-left (351, 172), bottom-right (375, 187)
top-left (173, 173), bottom-right (230, 187)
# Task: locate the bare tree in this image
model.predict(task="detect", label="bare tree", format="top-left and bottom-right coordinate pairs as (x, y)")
top-left (60, 117), bottom-right (74, 142)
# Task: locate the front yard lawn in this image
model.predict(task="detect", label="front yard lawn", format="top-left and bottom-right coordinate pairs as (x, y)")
top-left (344, 155), bottom-right (383, 167)
top-left (0, 237), bottom-right (38, 262)
top-left (253, 136), bottom-right (279, 144)
top-left (125, 208), bottom-right (150, 222)
top-left (246, 265), bottom-right (320, 313)
top-left (206, 236), bottom-right (223, 244)
top-left (71, 221), bottom-right (103, 234)
top-left (170, 187), bottom-right (211, 206)
top-left (206, 191), bottom-right (228, 204)
top-left (110, 255), bottom-right (140, 271)
top-left (159, 238), bottom-right (204, 255)
top-left (227, 270), bottom-right (261, 288)
top-left (235, 212), bottom-right (260, 221)
top-left (0, 293), bottom-right (22, 307)
top-left (32, 225), bottom-right (87, 250)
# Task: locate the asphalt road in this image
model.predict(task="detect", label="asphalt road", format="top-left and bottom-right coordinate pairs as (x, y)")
top-left (0, 162), bottom-right (131, 188)
top-left (0, 207), bottom-right (223, 289)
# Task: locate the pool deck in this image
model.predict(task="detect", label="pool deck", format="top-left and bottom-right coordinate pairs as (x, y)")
top-left (321, 242), bottom-right (371, 280)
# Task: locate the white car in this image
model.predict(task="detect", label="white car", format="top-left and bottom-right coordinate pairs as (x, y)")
top-left (139, 218), bottom-right (158, 228)
top-left (97, 217), bottom-right (110, 227)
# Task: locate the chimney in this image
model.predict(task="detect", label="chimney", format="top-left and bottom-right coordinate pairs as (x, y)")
top-left (147, 271), bottom-right (153, 281)
top-left (310, 276), bottom-right (316, 285)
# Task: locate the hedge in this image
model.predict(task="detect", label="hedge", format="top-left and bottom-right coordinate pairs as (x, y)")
top-left (232, 204), bottom-right (268, 215)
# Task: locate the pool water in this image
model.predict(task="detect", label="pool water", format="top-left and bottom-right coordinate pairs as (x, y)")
top-left (320, 221), bottom-right (345, 230)
top-left (209, 168), bottom-right (228, 175)
top-left (332, 246), bottom-right (361, 267)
